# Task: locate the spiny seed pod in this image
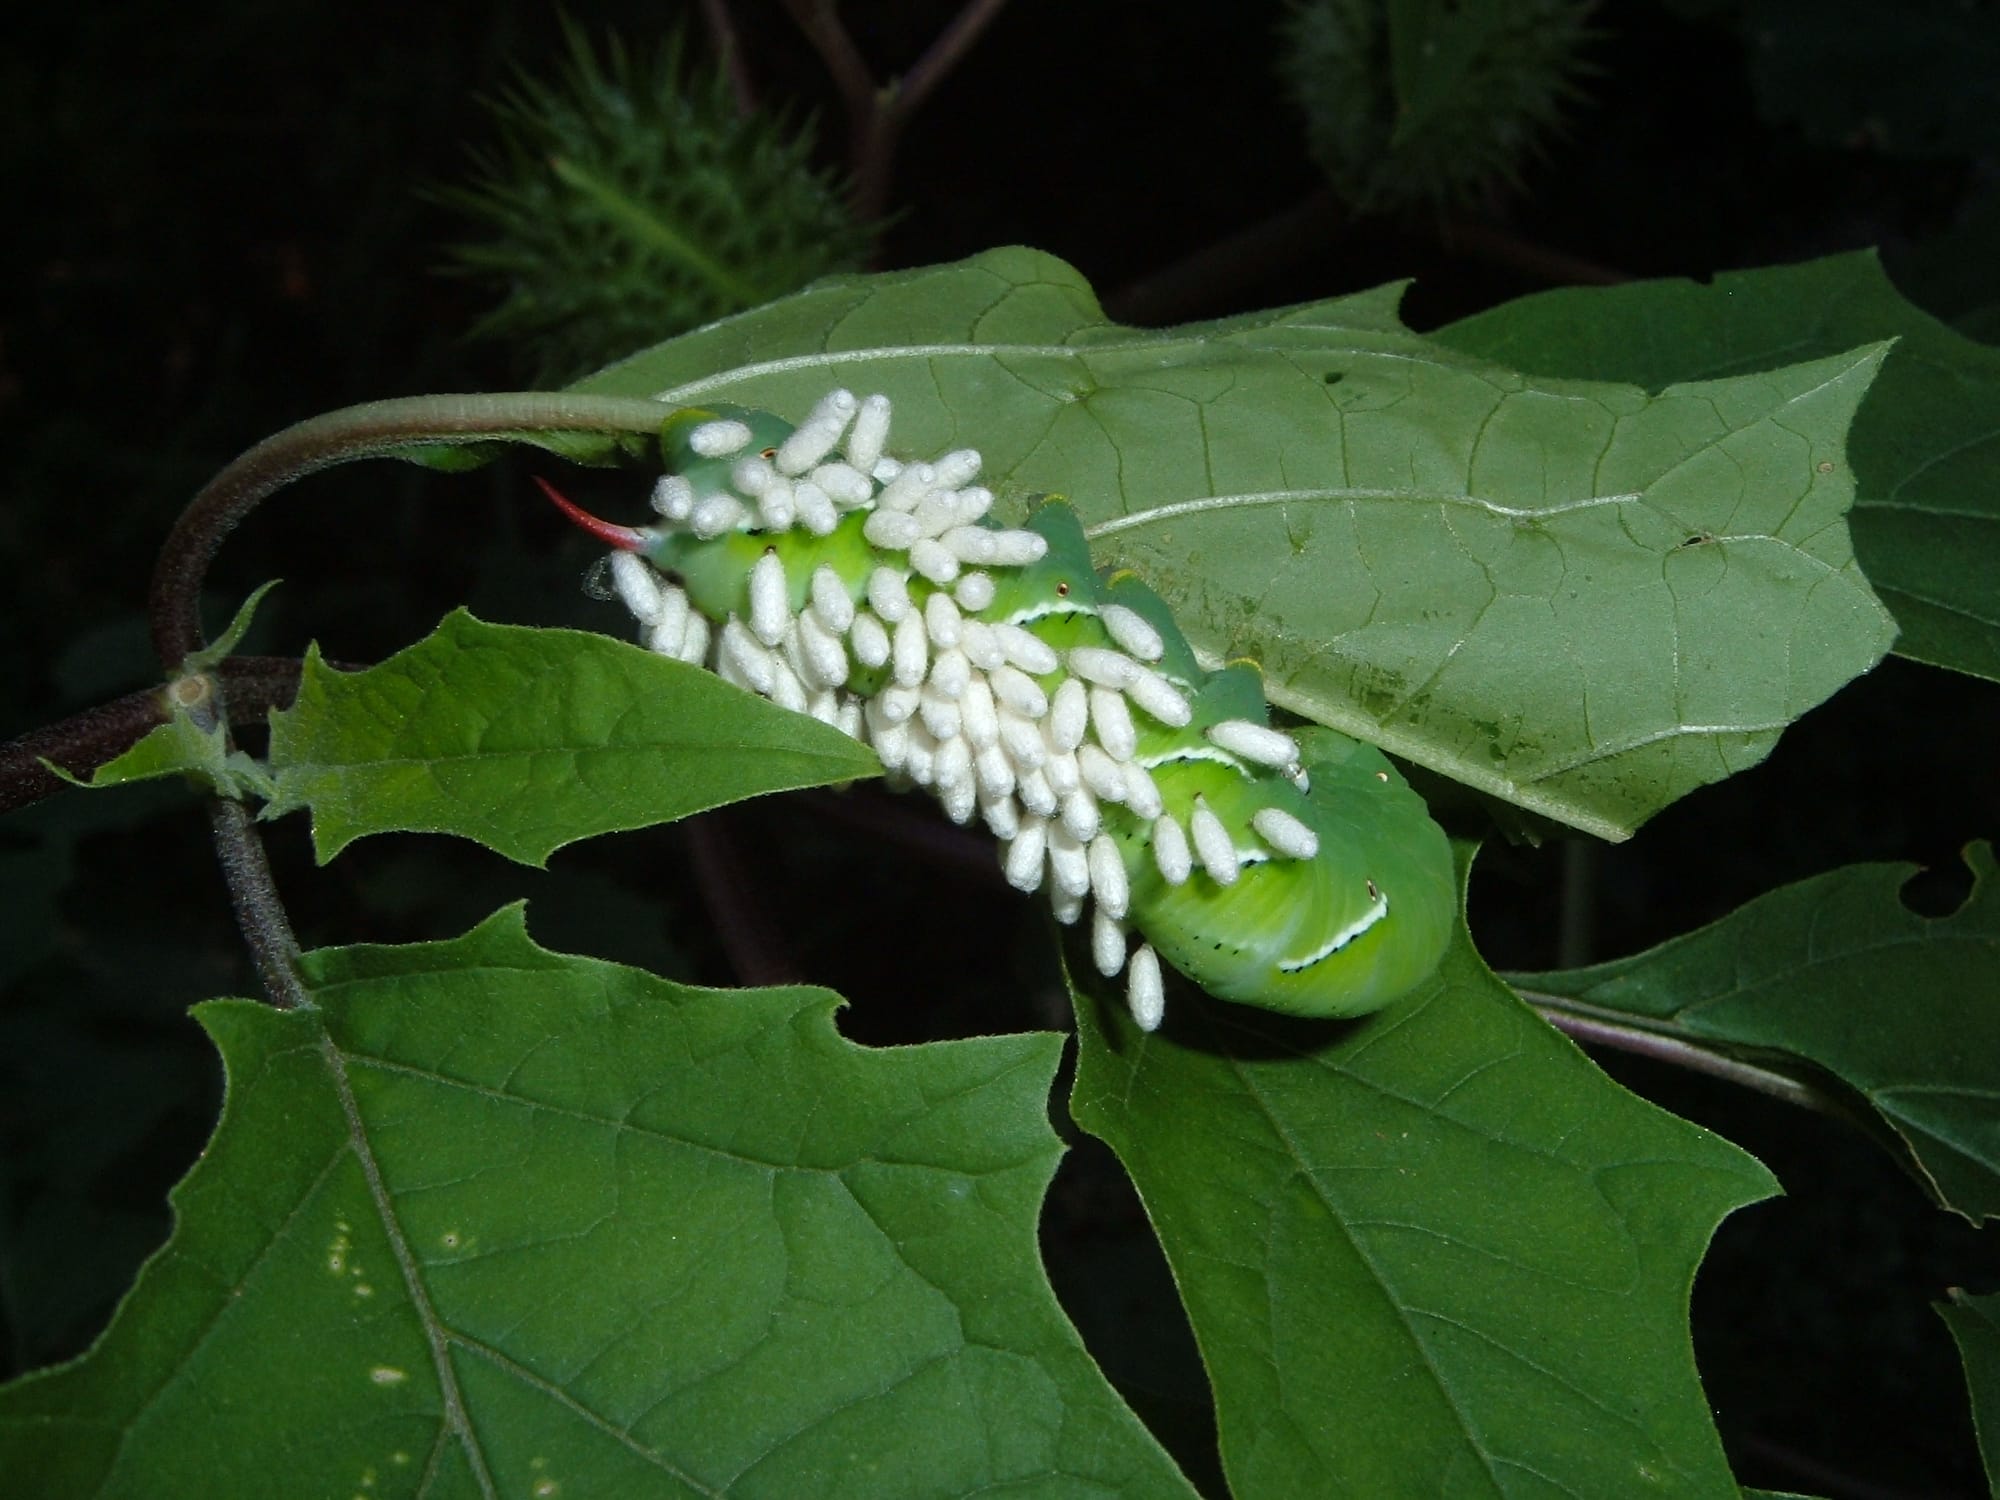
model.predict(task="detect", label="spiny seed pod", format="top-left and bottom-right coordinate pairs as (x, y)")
top-left (1278, 0), bottom-right (1597, 215)
top-left (442, 20), bottom-right (873, 383)
top-left (543, 388), bottom-right (1455, 1031)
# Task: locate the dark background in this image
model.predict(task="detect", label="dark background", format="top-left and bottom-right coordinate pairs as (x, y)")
top-left (3, 3), bottom-right (1998, 1495)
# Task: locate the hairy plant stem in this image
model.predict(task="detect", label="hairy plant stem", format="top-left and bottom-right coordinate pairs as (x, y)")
top-left (2, 690), bottom-right (171, 815)
top-left (683, 811), bottom-right (803, 986)
top-left (209, 796), bottom-right (310, 1010)
top-left (1518, 987), bottom-right (1829, 1113)
top-left (148, 391), bottom-right (678, 1008)
top-left (0, 656), bottom-right (318, 815)
top-left (151, 393), bottom-right (675, 671)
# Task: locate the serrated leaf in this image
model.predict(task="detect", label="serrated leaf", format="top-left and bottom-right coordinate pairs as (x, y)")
top-left (1938, 1288), bottom-right (2000, 1496)
top-left (1068, 854), bottom-right (1775, 1498)
top-left (0, 909), bottom-right (1196, 1498)
top-left (1436, 249), bottom-right (2000, 682)
top-left (1516, 846), bottom-right (2000, 1224)
top-left (265, 608), bottom-right (877, 864)
top-left (570, 246), bottom-right (1893, 839)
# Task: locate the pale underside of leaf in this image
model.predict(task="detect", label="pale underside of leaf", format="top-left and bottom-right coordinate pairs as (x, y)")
top-left (570, 248), bottom-right (1893, 839)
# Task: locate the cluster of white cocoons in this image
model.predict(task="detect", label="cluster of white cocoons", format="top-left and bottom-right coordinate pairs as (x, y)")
top-left (602, 389), bottom-right (1318, 1032)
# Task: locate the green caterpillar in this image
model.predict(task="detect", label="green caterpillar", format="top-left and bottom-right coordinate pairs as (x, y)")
top-left (542, 389), bottom-right (1454, 1029)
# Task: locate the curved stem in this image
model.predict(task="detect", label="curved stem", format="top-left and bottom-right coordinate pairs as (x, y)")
top-left (897, 0), bottom-right (1010, 120)
top-left (783, 0), bottom-right (1007, 226)
top-left (697, 0), bottom-right (756, 116)
top-left (149, 391), bottom-right (674, 1010)
top-left (782, 0), bottom-right (888, 224)
top-left (682, 811), bottom-right (802, 986)
top-left (1518, 987), bottom-right (1829, 1113)
top-left (150, 391), bottom-right (677, 671)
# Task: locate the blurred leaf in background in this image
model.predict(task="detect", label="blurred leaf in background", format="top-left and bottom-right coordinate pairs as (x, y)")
top-left (1279, 0), bottom-right (1600, 215)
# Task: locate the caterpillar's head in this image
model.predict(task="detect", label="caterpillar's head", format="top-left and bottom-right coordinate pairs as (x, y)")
top-left (535, 388), bottom-right (1042, 631)
top-left (659, 404), bottom-right (796, 492)
top-left (540, 400), bottom-right (804, 560)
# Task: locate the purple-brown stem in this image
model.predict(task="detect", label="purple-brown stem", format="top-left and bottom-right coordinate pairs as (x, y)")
top-left (697, 0), bottom-right (757, 116)
top-left (144, 392), bottom-right (674, 1009)
top-left (0, 655), bottom-right (324, 816)
top-left (682, 810), bottom-right (805, 986)
top-left (783, 0), bottom-right (1010, 226)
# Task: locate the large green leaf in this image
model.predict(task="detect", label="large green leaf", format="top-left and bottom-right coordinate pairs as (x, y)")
top-left (1939, 1288), bottom-right (2000, 1496)
top-left (1437, 249), bottom-right (2000, 682)
top-left (0, 910), bottom-right (1194, 1498)
top-left (570, 246), bottom-right (1893, 840)
top-left (1516, 846), bottom-right (2000, 1225)
top-left (265, 608), bottom-right (877, 864)
top-left (1068, 855), bottom-right (1775, 1497)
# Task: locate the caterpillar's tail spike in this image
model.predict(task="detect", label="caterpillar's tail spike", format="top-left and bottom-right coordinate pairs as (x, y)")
top-left (533, 475), bottom-right (650, 552)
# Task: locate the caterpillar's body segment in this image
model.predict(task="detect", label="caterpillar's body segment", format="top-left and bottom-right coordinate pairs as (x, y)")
top-left (563, 390), bottom-right (1454, 1029)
